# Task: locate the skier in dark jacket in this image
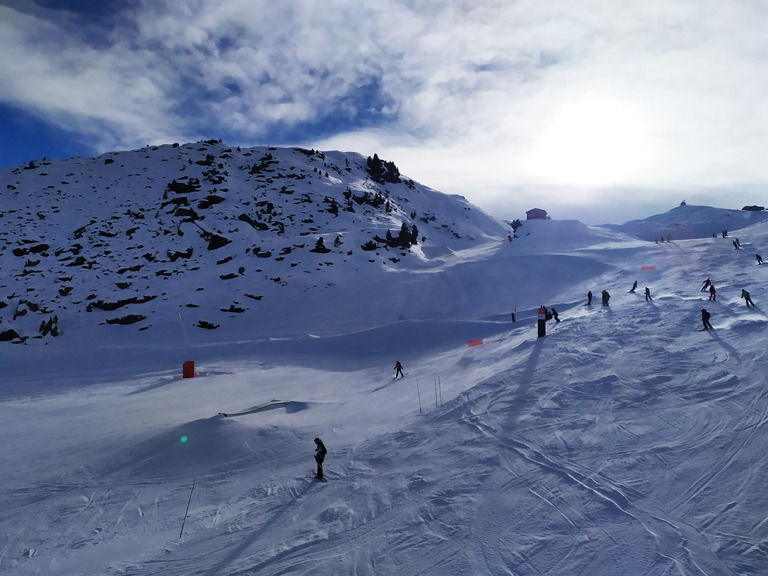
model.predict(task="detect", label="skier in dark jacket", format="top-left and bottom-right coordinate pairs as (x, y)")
top-left (701, 278), bottom-right (711, 292)
top-left (314, 437), bottom-right (327, 479)
top-left (394, 360), bottom-right (404, 379)
top-left (601, 290), bottom-right (610, 306)
top-left (629, 280), bottom-right (637, 292)
top-left (757, 254), bottom-right (763, 265)
top-left (701, 308), bottom-right (713, 330)
top-left (587, 291), bottom-right (592, 305)
top-left (645, 287), bottom-right (652, 301)
top-left (551, 307), bottom-right (560, 322)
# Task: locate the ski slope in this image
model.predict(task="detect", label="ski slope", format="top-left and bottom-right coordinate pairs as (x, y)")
top-left (2, 205), bottom-right (767, 575)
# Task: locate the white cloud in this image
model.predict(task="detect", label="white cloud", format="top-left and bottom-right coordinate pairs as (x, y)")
top-left (1, 0), bottom-right (767, 222)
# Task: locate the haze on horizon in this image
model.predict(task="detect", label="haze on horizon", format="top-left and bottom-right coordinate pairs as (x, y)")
top-left (1, 0), bottom-right (767, 225)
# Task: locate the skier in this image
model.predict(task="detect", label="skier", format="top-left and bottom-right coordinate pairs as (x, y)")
top-left (313, 437), bottom-right (327, 479)
top-left (394, 360), bottom-right (404, 379)
top-left (601, 290), bottom-right (610, 306)
top-left (701, 308), bottom-right (713, 330)
top-left (741, 289), bottom-right (755, 308)
top-left (756, 254), bottom-right (763, 265)
top-left (733, 240), bottom-right (740, 250)
top-left (551, 307), bottom-right (560, 322)
top-left (701, 278), bottom-right (711, 292)
top-left (645, 287), bottom-right (652, 301)
top-left (629, 280), bottom-right (637, 293)
top-left (709, 284), bottom-right (716, 301)
top-left (587, 291), bottom-right (593, 305)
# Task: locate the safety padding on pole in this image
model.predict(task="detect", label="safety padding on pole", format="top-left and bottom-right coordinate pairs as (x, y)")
top-left (537, 306), bottom-right (547, 338)
top-left (183, 360), bottom-right (195, 378)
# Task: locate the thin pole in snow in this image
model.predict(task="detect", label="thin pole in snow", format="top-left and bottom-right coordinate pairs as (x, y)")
top-left (416, 379), bottom-right (422, 414)
top-left (179, 477), bottom-right (196, 538)
top-left (178, 312), bottom-right (191, 352)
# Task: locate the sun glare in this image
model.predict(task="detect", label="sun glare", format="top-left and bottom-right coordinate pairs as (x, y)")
top-left (528, 95), bottom-right (653, 186)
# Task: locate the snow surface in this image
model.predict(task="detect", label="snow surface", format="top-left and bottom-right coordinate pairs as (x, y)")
top-left (1, 144), bottom-right (768, 575)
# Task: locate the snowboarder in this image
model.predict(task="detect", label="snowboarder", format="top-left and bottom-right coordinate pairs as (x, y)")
top-left (709, 284), bottom-right (716, 301)
top-left (741, 289), bottom-right (755, 308)
top-left (551, 307), bottom-right (560, 322)
top-left (587, 291), bottom-right (593, 305)
top-left (701, 308), bottom-right (713, 330)
top-left (629, 280), bottom-right (637, 293)
top-left (601, 290), bottom-right (610, 306)
top-left (313, 437), bottom-right (327, 479)
top-left (645, 287), bottom-right (652, 301)
top-left (394, 360), bottom-right (404, 379)
top-left (756, 254), bottom-right (763, 265)
top-left (701, 278), bottom-right (711, 292)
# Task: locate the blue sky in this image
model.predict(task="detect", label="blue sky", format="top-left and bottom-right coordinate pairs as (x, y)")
top-left (2, 0), bottom-right (768, 224)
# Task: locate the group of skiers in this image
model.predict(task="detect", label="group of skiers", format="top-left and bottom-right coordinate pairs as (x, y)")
top-left (582, 274), bottom-right (757, 331)
top-left (628, 280), bottom-right (652, 301)
top-left (585, 290), bottom-right (611, 306)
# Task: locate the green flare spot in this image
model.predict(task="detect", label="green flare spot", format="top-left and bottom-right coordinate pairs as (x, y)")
top-left (180, 435), bottom-right (188, 443)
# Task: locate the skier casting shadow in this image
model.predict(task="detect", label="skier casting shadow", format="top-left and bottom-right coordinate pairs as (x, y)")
top-left (701, 308), bottom-right (713, 330)
top-left (314, 437), bottom-right (327, 479)
top-left (741, 289), bottom-right (756, 309)
top-left (394, 360), bottom-right (404, 379)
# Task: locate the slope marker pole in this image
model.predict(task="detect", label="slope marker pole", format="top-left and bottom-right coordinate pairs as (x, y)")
top-left (179, 477), bottom-right (196, 538)
top-left (416, 379), bottom-right (422, 414)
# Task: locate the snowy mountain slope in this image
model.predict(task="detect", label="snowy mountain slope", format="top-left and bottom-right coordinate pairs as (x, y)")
top-left (2, 144), bottom-right (768, 575)
top-left (607, 203), bottom-right (768, 241)
top-left (3, 215), bottom-right (767, 575)
top-left (0, 141), bottom-right (510, 345)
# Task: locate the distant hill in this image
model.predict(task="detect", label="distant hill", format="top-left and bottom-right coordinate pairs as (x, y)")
top-left (607, 204), bottom-right (768, 241)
